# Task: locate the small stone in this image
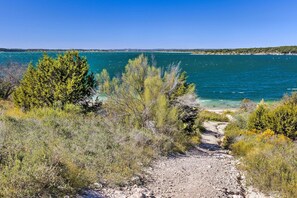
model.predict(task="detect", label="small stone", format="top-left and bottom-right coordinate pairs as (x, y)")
top-left (93, 182), bottom-right (103, 189)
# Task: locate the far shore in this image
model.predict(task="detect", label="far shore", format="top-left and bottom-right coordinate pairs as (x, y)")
top-left (1, 45), bottom-right (297, 56)
top-left (191, 52), bottom-right (297, 56)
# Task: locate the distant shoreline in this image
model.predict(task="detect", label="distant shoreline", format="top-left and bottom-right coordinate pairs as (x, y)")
top-left (1, 45), bottom-right (297, 55)
top-left (1, 50), bottom-right (297, 56)
top-left (191, 53), bottom-right (297, 56)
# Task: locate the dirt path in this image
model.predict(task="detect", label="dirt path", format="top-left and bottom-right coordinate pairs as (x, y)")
top-left (143, 121), bottom-right (245, 198)
top-left (81, 120), bottom-right (268, 198)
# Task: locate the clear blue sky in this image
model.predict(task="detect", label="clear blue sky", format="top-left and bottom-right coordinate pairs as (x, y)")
top-left (0, 0), bottom-right (296, 49)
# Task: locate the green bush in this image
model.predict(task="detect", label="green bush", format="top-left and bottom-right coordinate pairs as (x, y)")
top-left (200, 110), bottom-right (229, 122)
top-left (13, 51), bottom-right (95, 110)
top-left (266, 104), bottom-right (297, 139)
top-left (222, 122), bottom-right (242, 149)
top-left (222, 111), bottom-right (249, 149)
top-left (97, 55), bottom-right (200, 151)
top-left (247, 97), bottom-right (297, 139)
top-left (247, 101), bottom-right (269, 131)
top-left (226, 104), bottom-right (297, 197)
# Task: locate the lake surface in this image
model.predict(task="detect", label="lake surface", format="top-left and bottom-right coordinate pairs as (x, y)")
top-left (1, 52), bottom-right (297, 108)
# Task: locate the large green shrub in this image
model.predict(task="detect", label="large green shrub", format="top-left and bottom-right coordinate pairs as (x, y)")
top-left (266, 104), bottom-right (297, 139)
top-left (97, 55), bottom-right (200, 151)
top-left (247, 95), bottom-right (297, 139)
top-left (13, 51), bottom-right (95, 110)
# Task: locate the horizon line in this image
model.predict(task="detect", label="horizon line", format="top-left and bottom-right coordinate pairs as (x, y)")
top-left (1, 45), bottom-right (297, 51)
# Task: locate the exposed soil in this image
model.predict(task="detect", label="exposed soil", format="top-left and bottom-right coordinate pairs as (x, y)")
top-left (142, 121), bottom-right (245, 198)
top-left (80, 120), bottom-right (271, 198)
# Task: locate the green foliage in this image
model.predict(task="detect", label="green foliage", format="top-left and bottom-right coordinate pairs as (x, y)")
top-left (96, 55), bottom-right (200, 151)
top-left (225, 102), bottom-right (297, 197)
top-left (0, 53), bottom-right (202, 197)
top-left (222, 122), bottom-right (243, 149)
top-left (192, 46), bottom-right (297, 55)
top-left (266, 104), bottom-right (297, 139)
top-left (168, 71), bottom-right (195, 100)
top-left (247, 101), bottom-right (269, 131)
top-left (199, 110), bottom-right (229, 122)
top-left (13, 51), bottom-right (95, 110)
top-left (243, 142), bottom-right (297, 198)
top-left (221, 111), bottom-right (249, 149)
top-left (0, 107), bottom-right (160, 197)
top-left (247, 94), bottom-right (297, 139)
top-left (0, 115), bottom-right (95, 197)
top-left (230, 129), bottom-right (297, 197)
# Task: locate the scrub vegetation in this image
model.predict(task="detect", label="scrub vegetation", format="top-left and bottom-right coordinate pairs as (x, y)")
top-left (199, 110), bottom-right (229, 122)
top-left (1, 51), bottom-right (297, 197)
top-left (0, 52), bottom-right (201, 197)
top-left (223, 94), bottom-right (297, 197)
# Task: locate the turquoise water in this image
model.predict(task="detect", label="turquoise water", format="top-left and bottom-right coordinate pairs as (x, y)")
top-left (1, 52), bottom-right (297, 108)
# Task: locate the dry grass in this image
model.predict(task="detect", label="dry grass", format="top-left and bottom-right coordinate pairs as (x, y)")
top-left (200, 110), bottom-right (229, 122)
top-left (224, 108), bottom-right (297, 197)
top-left (0, 101), bottom-right (199, 197)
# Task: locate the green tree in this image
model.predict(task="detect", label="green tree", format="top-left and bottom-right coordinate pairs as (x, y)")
top-left (97, 54), bottom-right (199, 137)
top-left (13, 51), bottom-right (95, 110)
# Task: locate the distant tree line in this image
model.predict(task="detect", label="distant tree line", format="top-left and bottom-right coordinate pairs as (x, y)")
top-left (192, 46), bottom-right (297, 55)
top-left (1, 46), bottom-right (297, 54)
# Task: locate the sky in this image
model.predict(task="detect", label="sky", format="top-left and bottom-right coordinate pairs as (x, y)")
top-left (0, 0), bottom-right (296, 49)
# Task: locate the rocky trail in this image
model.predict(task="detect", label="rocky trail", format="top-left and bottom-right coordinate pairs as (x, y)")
top-left (80, 119), bottom-right (268, 198)
top-left (141, 121), bottom-right (245, 198)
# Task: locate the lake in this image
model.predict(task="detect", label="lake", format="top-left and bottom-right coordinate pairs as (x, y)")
top-left (1, 51), bottom-right (297, 108)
